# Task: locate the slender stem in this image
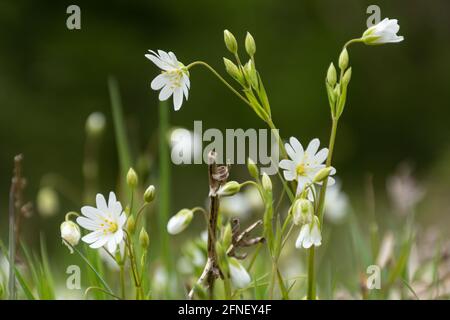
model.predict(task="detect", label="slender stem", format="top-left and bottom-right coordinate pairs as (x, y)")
top-left (120, 264), bottom-right (126, 299)
top-left (344, 38), bottom-right (363, 48)
top-left (187, 61), bottom-right (253, 109)
top-left (318, 118), bottom-right (339, 226)
top-left (307, 246), bottom-right (316, 299)
top-left (158, 100), bottom-right (173, 293)
top-left (306, 118), bottom-right (339, 300)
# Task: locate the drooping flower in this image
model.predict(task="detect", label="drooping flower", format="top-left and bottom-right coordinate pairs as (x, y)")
top-left (362, 18), bottom-right (404, 45)
top-left (60, 221), bottom-right (81, 253)
top-left (145, 50), bottom-right (190, 111)
top-left (279, 137), bottom-right (335, 195)
top-left (167, 209), bottom-right (194, 235)
top-left (76, 192), bottom-right (126, 253)
top-left (295, 216), bottom-right (322, 249)
top-left (229, 257), bottom-right (251, 289)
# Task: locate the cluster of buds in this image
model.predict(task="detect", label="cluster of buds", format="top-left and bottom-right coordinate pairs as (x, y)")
top-left (326, 48), bottom-right (352, 120)
top-left (223, 30), bottom-right (271, 123)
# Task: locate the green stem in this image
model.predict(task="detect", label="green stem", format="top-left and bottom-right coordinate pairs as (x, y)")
top-left (307, 118), bottom-right (339, 300)
top-left (187, 61), bottom-right (252, 109)
top-left (318, 118), bottom-right (339, 226)
top-left (307, 246), bottom-right (316, 299)
top-left (158, 100), bottom-right (173, 290)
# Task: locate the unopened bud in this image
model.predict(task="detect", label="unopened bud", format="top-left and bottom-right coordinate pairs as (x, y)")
top-left (144, 185), bottom-right (156, 203)
top-left (217, 181), bottom-right (241, 197)
top-left (60, 220), bottom-right (81, 252)
top-left (313, 167), bottom-right (333, 183)
top-left (224, 29), bottom-right (238, 54)
top-left (339, 48), bottom-right (349, 71)
top-left (139, 227), bottom-right (150, 249)
top-left (342, 67), bottom-right (352, 85)
top-left (126, 167), bottom-right (138, 188)
top-left (223, 223), bottom-right (232, 249)
top-left (261, 173), bottom-right (272, 192)
top-left (245, 32), bottom-right (256, 56)
top-left (292, 199), bottom-right (314, 226)
top-left (126, 215), bottom-right (136, 234)
top-left (247, 158), bottom-right (259, 180)
top-left (223, 58), bottom-right (244, 84)
top-left (167, 209), bottom-right (193, 235)
top-left (326, 63), bottom-right (337, 86)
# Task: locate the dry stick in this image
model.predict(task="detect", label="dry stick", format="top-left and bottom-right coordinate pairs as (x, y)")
top-left (188, 150), bottom-right (228, 300)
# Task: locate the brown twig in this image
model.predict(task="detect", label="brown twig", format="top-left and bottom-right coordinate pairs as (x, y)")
top-left (188, 150), bottom-right (228, 300)
top-left (227, 218), bottom-right (265, 259)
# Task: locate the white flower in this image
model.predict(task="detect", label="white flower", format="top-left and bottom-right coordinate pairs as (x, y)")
top-left (279, 137), bottom-right (335, 195)
top-left (324, 181), bottom-right (349, 223)
top-left (76, 192), bottom-right (126, 253)
top-left (295, 216), bottom-right (322, 249)
top-left (229, 257), bottom-right (251, 289)
top-left (60, 221), bottom-right (81, 253)
top-left (167, 209), bottom-right (194, 235)
top-left (362, 18), bottom-right (404, 45)
top-left (145, 50), bottom-right (190, 111)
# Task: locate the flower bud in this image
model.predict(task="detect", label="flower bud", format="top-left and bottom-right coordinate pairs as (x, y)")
top-left (342, 67), bottom-right (352, 85)
top-left (223, 58), bottom-right (244, 84)
top-left (60, 220), bottom-right (81, 252)
top-left (326, 63), bottom-right (337, 86)
top-left (144, 185), bottom-right (156, 203)
top-left (126, 167), bottom-right (138, 188)
top-left (37, 187), bottom-right (59, 218)
top-left (261, 173), bottom-right (272, 192)
top-left (292, 198), bottom-right (314, 226)
top-left (217, 181), bottom-right (241, 197)
top-left (139, 227), bottom-right (150, 249)
top-left (338, 48), bottom-right (349, 71)
top-left (245, 32), bottom-right (256, 56)
top-left (126, 215), bottom-right (136, 234)
top-left (229, 257), bottom-right (251, 289)
top-left (223, 223), bottom-right (232, 249)
top-left (243, 60), bottom-right (258, 88)
top-left (313, 167), bottom-right (333, 183)
top-left (167, 208), bottom-right (193, 235)
top-left (224, 29), bottom-right (238, 54)
top-left (85, 112), bottom-right (106, 137)
top-left (247, 158), bottom-right (259, 180)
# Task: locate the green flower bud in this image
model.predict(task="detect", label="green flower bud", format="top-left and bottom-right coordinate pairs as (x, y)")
top-left (342, 67), bottom-right (352, 85)
top-left (245, 32), bottom-right (256, 57)
top-left (139, 227), bottom-right (150, 249)
top-left (261, 173), bottom-right (272, 192)
top-left (339, 48), bottom-right (349, 71)
top-left (224, 29), bottom-right (238, 54)
top-left (223, 58), bottom-right (244, 84)
top-left (247, 158), bottom-right (259, 180)
top-left (144, 185), bottom-right (156, 203)
top-left (223, 223), bottom-right (232, 249)
top-left (217, 181), bottom-right (241, 197)
top-left (326, 63), bottom-right (337, 86)
top-left (126, 167), bottom-right (138, 188)
top-left (313, 167), bottom-right (333, 183)
top-left (243, 60), bottom-right (258, 89)
top-left (126, 215), bottom-right (136, 234)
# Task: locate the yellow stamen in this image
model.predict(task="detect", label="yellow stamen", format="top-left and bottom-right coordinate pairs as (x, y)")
top-left (296, 163), bottom-right (306, 176)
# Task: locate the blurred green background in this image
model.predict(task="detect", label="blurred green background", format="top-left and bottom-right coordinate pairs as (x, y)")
top-left (1, 0), bottom-right (449, 270)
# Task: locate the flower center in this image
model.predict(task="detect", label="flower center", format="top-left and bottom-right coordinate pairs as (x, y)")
top-left (296, 164), bottom-right (306, 176)
top-left (102, 218), bottom-right (118, 234)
